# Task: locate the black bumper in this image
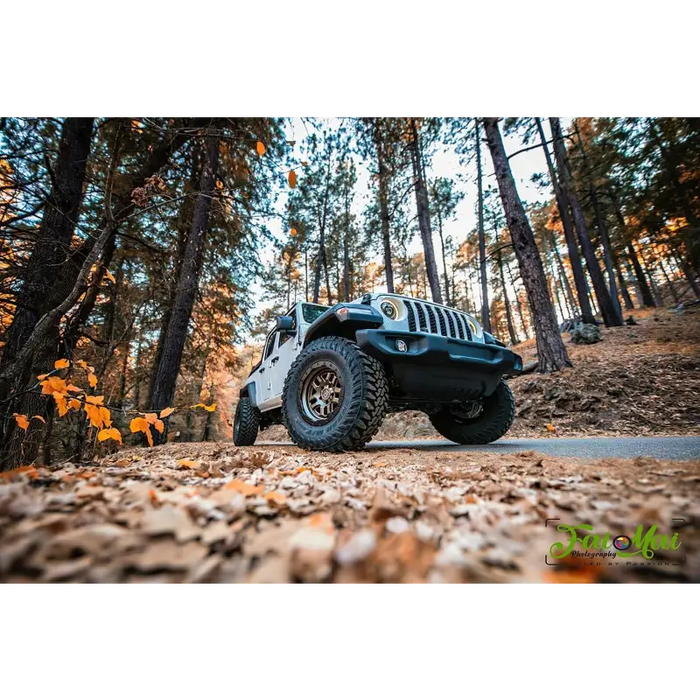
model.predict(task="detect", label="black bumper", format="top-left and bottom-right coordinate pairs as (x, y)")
top-left (356, 329), bottom-right (522, 402)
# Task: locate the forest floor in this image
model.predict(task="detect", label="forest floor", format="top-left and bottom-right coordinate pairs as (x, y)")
top-left (375, 306), bottom-right (700, 440)
top-left (1, 441), bottom-right (698, 583)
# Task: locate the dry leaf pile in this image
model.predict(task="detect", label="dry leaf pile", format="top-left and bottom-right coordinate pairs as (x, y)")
top-left (1, 442), bottom-right (699, 583)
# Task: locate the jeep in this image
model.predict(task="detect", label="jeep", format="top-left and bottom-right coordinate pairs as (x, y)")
top-left (233, 293), bottom-right (523, 451)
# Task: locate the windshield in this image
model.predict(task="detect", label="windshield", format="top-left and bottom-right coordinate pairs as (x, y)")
top-left (301, 303), bottom-right (329, 324)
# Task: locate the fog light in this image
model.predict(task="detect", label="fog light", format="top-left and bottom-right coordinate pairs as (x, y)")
top-left (395, 339), bottom-right (408, 353)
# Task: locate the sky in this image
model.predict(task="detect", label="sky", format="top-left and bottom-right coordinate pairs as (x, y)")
top-left (250, 117), bottom-right (559, 331)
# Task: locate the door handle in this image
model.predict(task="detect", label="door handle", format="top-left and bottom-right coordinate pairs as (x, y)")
top-left (271, 357), bottom-right (279, 365)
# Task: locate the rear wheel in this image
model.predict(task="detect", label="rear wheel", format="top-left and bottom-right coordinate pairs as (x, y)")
top-left (282, 337), bottom-right (389, 452)
top-left (429, 380), bottom-right (515, 445)
top-left (233, 396), bottom-right (260, 446)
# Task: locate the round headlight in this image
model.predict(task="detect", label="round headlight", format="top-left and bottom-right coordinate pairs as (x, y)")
top-left (380, 300), bottom-right (398, 320)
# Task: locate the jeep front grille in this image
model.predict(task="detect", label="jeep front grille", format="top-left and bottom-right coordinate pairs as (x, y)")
top-left (405, 300), bottom-right (473, 341)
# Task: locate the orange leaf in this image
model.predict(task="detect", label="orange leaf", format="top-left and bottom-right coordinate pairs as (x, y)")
top-left (13, 414), bottom-right (29, 431)
top-left (224, 479), bottom-right (264, 496)
top-left (37, 373), bottom-right (48, 381)
top-left (85, 395), bottom-right (104, 405)
top-left (159, 407), bottom-right (175, 418)
top-left (149, 489), bottom-right (160, 506)
top-left (153, 419), bottom-right (165, 434)
top-left (32, 415), bottom-right (46, 424)
top-left (256, 141), bottom-right (266, 157)
top-left (105, 270), bottom-right (116, 284)
top-left (53, 392), bottom-right (69, 417)
top-left (99, 406), bottom-right (112, 427)
top-left (144, 426), bottom-right (153, 447)
top-left (41, 376), bottom-right (67, 395)
top-left (288, 170), bottom-right (297, 188)
top-left (54, 358), bottom-right (70, 370)
top-left (144, 412), bottom-right (158, 424)
top-left (88, 372), bottom-right (98, 388)
top-left (84, 403), bottom-right (103, 428)
top-left (177, 459), bottom-right (200, 469)
top-left (545, 423), bottom-right (556, 433)
top-left (68, 398), bottom-right (81, 411)
top-left (264, 491), bottom-right (286, 505)
top-left (130, 417), bottom-right (150, 434)
top-left (98, 427), bottom-right (122, 444)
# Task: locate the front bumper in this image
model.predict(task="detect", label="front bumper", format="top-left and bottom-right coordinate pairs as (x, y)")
top-left (356, 329), bottom-right (522, 401)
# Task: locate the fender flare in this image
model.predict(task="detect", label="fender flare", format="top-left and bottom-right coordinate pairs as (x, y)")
top-left (303, 304), bottom-right (383, 346)
top-left (239, 382), bottom-right (258, 407)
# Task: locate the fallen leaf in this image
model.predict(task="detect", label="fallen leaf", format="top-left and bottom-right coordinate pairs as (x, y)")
top-left (264, 491), bottom-right (287, 505)
top-left (177, 459), bottom-right (200, 469)
top-left (225, 479), bottom-right (264, 496)
top-left (54, 358), bottom-right (70, 370)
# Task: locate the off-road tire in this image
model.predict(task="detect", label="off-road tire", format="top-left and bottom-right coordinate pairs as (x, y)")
top-left (233, 396), bottom-right (260, 446)
top-left (282, 337), bottom-right (389, 452)
top-left (429, 380), bottom-right (515, 445)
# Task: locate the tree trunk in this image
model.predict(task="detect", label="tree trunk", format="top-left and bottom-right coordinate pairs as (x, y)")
top-left (627, 242), bottom-right (657, 307)
top-left (658, 256), bottom-right (681, 305)
top-left (571, 121), bottom-right (624, 319)
top-left (506, 260), bottom-right (528, 338)
top-left (614, 257), bottom-right (634, 310)
top-left (408, 118), bottom-right (442, 303)
top-left (475, 120), bottom-right (491, 332)
top-left (0, 118), bottom-right (95, 371)
top-left (497, 251), bottom-right (518, 345)
top-left (550, 118), bottom-right (622, 326)
top-left (150, 133), bottom-right (219, 439)
top-left (374, 123), bottom-right (395, 293)
top-left (148, 149), bottom-right (200, 405)
top-left (536, 117), bottom-right (592, 323)
top-left (0, 119), bottom-right (103, 469)
top-left (343, 234), bottom-right (350, 301)
top-left (483, 118), bottom-right (571, 372)
top-left (545, 227), bottom-right (577, 318)
top-left (436, 208), bottom-right (451, 305)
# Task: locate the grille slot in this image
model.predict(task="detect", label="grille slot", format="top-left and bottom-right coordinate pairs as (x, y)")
top-left (416, 303), bottom-right (427, 332)
top-left (425, 305), bottom-right (438, 334)
top-left (406, 301), bottom-right (416, 331)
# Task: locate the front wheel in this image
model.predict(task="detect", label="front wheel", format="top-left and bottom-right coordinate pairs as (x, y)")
top-left (282, 337), bottom-right (389, 452)
top-left (233, 396), bottom-right (260, 446)
top-left (429, 380), bottom-right (516, 445)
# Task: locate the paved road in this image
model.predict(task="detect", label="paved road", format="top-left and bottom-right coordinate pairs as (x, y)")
top-left (260, 436), bottom-right (700, 460)
top-left (364, 437), bottom-right (700, 460)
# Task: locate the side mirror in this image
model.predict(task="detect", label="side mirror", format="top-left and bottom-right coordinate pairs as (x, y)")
top-left (275, 315), bottom-right (296, 333)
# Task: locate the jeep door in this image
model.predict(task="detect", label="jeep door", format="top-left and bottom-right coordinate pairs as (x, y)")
top-left (255, 331), bottom-right (279, 409)
top-left (267, 307), bottom-right (300, 404)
